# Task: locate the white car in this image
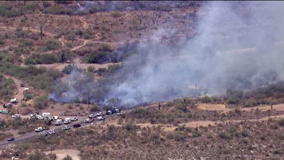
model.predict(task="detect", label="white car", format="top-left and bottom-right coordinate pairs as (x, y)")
top-left (96, 112), bottom-right (103, 116)
top-left (37, 115), bottom-right (44, 120)
top-left (117, 111), bottom-right (124, 116)
top-left (48, 130), bottom-right (55, 134)
top-left (88, 114), bottom-right (95, 118)
top-left (71, 117), bottom-right (78, 121)
top-left (12, 114), bottom-right (21, 118)
top-left (64, 119), bottom-right (71, 124)
top-left (35, 127), bottom-right (43, 132)
top-left (84, 118), bottom-right (93, 123)
top-left (53, 116), bottom-right (59, 120)
top-left (62, 125), bottom-right (71, 130)
top-left (40, 131), bottom-right (48, 136)
top-left (97, 116), bottom-right (105, 121)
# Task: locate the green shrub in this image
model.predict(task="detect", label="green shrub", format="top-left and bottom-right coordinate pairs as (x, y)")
top-left (44, 39), bottom-right (60, 51)
top-left (19, 40), bottom-right (33, 48)
top-left (42, 2), bottom-right (51, 8)
top-left (63, 155), bottom-right (73, 160)
top-left (243, 98), bottom-right (258, 107)
top-left (24, 53), bottom-right (58, 65)
top-left (111, 11), bottom-right (122, 18)
top-left (124, 121), bottom-right (138, 131)
top-left (200, 96), bottom-right (211, 103)
top-left (90, 105), bottom-right (100, 112)
top-left (219, 132), bottom-right (232, 140)
top-left (0, 75), bottom-right (16, 101)
top-left (62, 65), bottom-right (77, 75)
top-left (278, 118), bottom-right (284, 127)
top-left (87, 66), bottom-right (95, 72)
top-left (33, 96), bottom-right (48, 109)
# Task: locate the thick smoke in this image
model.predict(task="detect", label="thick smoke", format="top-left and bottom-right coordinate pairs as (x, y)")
top-left (50, 1), bottom-right (284, 107)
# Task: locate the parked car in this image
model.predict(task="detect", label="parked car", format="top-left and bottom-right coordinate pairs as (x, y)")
top-left (40, 131), bottom-right (48, 136)
top-left (84, 118), bottom-right (93, 123)
top-left (97, 116), bottom-right (105, 121)
top-left (55, 119), bottom-right (63, 126)
top-left (64, 118), bottom-right (72, 124)
top-left (35, 127), bottom-right (48, 132)
top-left (96, 112), bottom-right (103, 116)
top-left (62, 125), bottom-right (71, 130)
top-left (7, 137), bottom-right (15, 141)
top-left (106, 110), bottom-right (113, 115)
top-left (3, 103), bottom-right (12, 108)
top-left (88, 114), bottom-right (96, 118)
top-left (117, 111), bottom-right (124, 116)
top-left (12, 114), bottom-right (21, 118)
top-left (48, 130), bottom-right (55, 135)
top-left (10, 98), bottom-right (17, 104)
top-left (71, 117), bottom-right (78, 121)
top-left (73, 124), bottom-right (81, 128)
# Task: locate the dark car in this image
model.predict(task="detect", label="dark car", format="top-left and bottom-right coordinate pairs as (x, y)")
top-left (73, 124), bottom-right (81, 128)
top-left (7, 137), bottom-right (15, 141)
top-left (106, 108), bottom-right (121, 115)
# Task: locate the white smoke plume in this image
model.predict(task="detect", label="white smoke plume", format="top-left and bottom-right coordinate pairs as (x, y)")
top-left (50, 1), bottom-right (284, 107)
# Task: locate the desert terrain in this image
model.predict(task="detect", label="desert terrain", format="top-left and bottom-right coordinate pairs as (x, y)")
top-left (0, 1), bottom-right (284, 160)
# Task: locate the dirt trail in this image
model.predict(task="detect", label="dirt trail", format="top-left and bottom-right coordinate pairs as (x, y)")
top-left (34, 62), bottom-right (120, 71)
top-left (79, 18), bottom-right (88, 29)
top-left (105, 112), bottom-right (284, 132)
top-left (1, 75), bottom-right (24, 107)
top-left (142, 113), bottom-right (284, 132)
top-left (71, 40), bottom-right (87, 51)
top-left (104, 102), bottom-right (284, 132)
top-left (59, 37), bottom-right (65, 47)
top-left (197, 103), bottom-right (284, 112)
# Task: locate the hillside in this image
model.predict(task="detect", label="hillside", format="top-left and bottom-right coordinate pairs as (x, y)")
top-left (1, 1), bottom-right (284, 160)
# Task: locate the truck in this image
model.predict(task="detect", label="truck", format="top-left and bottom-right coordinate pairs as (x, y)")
top-left (42, 113), bottom-right (51, 119)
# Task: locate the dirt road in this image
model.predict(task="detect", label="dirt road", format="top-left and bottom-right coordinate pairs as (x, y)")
top-left (33, 62), bottom-right (120, 71)
top-left (197, 103), bottom-right (284, 112)
top-left (2, 75), bottom-right (25, 106)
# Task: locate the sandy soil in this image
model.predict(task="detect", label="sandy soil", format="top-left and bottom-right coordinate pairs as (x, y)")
top-left (41, 102), bottom-right (90, 117)
top-left (45, 149), bottom-right (80, 160)
top-left (197, 103), bottom-right (230, 112)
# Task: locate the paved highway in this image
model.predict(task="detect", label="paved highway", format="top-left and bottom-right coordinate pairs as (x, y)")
top-left (0, 111), bottom-right (127, 148)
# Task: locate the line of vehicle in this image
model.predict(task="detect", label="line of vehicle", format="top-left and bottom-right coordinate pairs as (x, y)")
top-left (0, 112), bottom-right (121, 148)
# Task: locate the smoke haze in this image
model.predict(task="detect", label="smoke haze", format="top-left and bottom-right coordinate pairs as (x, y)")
top-left (50, 1), bottom-right (284, 107)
